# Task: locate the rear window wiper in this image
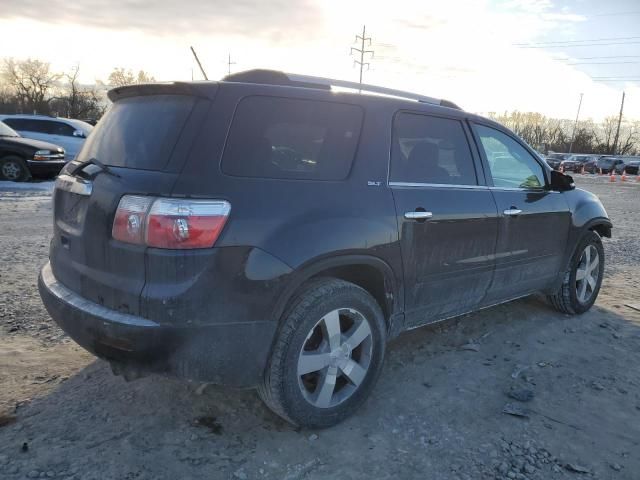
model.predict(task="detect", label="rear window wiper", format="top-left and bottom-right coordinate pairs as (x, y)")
top-left (82, 157), bottom-right (121, 178)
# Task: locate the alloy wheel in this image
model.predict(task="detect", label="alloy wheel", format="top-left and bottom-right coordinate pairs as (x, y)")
top-left (576, 244), bottom-right (600, 303)
top-left (1, 160), bottom-right (22, 181)
top-left (297, 308), bottom-right (373, 409)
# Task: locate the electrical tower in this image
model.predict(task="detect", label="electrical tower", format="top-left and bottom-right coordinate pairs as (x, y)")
top-left (227, 53), bottom-right (236, 76)
top-left (350, 25), bottom-right (374, 86)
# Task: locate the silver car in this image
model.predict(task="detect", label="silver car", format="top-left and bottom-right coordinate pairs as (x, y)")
top-left (0, 115), bottom-right (93, 160)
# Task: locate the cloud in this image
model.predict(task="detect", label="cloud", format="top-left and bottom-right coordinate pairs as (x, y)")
top-left (0, 0), bottom-right (320, 39)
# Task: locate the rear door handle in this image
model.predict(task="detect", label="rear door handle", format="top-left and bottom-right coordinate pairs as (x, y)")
top-left (503, 208), bottom-right (522, 216)
top-left (404, 211), bottom-right (433, 220)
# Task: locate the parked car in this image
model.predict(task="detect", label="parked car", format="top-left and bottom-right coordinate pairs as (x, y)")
top-left (544, 153), bottom-right (571, 170)
top-left (544, 157), bottom-right (561, 170)
top-left (583, 155), bottom-right (606, 174)
top-left (560, 154), bottom-right (597, 173)
top-left (597, 157), bottom-right (625, 174)
top-left (614, 156), bottom-right (640, 175)
top-left (0, 121), bottom-right (65, 181)
top-left (0, 115), bottom-right (92, 160)
top-left (38, 70), bottom-right (612, 428)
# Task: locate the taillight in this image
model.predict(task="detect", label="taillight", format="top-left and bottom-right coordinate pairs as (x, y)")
top-left (112, 196), bottom-right (230, 249)
top-left (112, 196), bottom-right (153, 245)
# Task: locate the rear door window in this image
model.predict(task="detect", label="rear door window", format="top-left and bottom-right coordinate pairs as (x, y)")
top-left (45, 121), bottom-right (76, 136)
top-left (4, 118), bottom-right (44, 132)
top-left (390, 113), bottom-right (478, 185)
top-left (222, 96), bottom-right (363, 180)
top-left (77, 95), bottom-right (196, 170)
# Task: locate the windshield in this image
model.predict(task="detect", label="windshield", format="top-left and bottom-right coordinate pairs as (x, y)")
top-left (0, 121), bottom-right (19, 137)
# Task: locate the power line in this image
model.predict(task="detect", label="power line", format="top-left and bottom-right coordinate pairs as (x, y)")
top-left (591, 76), bottom-right (640, 79)
top-left (526, 42), bottom-right (640, 49)
top-left (350, 25), bottom-right (374, 86)
top-left (518, 41), bottom-right (640, 48)
top-left (560, 55), bottom-right (640, 60)
top-left (568, 61), bottom-right (640, 65)
top-left (593, 11), bottom-right (640, 16)
top-left (514, 35), bottom-right (640, 46)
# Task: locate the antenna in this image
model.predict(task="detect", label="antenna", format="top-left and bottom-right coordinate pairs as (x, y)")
top-left (190, 46), bottom-right (209, 80)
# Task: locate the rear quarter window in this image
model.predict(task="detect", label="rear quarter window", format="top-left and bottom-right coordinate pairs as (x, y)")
top-left (221, 96), bottom-right (363, 180)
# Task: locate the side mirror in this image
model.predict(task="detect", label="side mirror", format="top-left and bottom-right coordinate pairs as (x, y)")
top-left (73, 130), bottom-right (85, 138)
top-left (550, 170), bottom-right (575, 192)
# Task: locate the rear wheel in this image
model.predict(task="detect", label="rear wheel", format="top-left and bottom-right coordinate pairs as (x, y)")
top-left (258, 278), bottom-right (386, 428)
top-left (548, 231), bottom-right (604, 314)
top-left (0, 155), bottom-right (30, 182)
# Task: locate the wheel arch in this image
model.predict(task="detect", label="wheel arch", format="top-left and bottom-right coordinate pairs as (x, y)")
top-left (272, 255), bottom-right (403, 337)
top-left (549, 218), bottom-right (611, 293)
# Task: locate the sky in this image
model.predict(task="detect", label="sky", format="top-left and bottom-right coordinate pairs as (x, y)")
top-left (0, 0), bottom-right (639, 121)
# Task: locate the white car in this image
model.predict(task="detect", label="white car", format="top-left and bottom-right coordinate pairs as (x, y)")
top-left (0, 115), bottom-right (93, 160)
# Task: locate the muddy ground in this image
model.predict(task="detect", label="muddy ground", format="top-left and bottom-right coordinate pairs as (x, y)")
top-left (0, 176), bottom-right (639, 480)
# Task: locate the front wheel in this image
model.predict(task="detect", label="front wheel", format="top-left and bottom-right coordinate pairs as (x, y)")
top-left (548, 231), bottom-right (604, 314)
top-left (0, 155), bottom-right (31, 182)
top-left (258, 278), bottom-right (386, 428)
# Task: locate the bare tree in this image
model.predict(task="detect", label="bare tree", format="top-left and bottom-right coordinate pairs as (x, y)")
top-left (1, 58), bottom-right (61, 114)
top-left (616, 121), bottom-right (640, 155)
top-left (49, 65), bottom-right (105, 120)
top-left (107, 67), bottom-right (155, 87)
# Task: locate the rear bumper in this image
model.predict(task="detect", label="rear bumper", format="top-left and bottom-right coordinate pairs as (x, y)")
top-left (38, 262), bottom-right (276, 387)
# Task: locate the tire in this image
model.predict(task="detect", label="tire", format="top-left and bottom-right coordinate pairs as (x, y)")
top-left (258, 278), bottom-right (386, 428)
top-left (0, 155), bottom-right (31, 182)
top-left (547, 231), bottom-right (604, 315)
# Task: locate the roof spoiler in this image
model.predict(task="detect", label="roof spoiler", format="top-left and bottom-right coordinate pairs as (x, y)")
top-left (107, 82), bottom-right (215, 102)
top-left (223, 69), bottom-right (461, 110)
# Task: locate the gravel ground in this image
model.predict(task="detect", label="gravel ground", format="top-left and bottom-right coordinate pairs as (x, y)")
top-left (0, 175), bottom-right (639, 480)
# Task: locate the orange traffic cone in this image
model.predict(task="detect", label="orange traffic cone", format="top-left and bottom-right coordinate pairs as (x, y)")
top-left (621, 171), bottom-right (627, 182)
top-left (609, 172), bottom-right (616, 182)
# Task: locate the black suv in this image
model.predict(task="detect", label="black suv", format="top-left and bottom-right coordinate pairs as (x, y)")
top-left (39, 71), bottom-right (612, 428)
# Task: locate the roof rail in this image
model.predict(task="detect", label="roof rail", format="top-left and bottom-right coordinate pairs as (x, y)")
top-left (286, 73), bottom-right (457, 108)
top-left (223, 69), bottom-right (461, 110)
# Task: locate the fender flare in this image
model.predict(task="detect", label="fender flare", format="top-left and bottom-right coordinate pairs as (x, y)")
top-left (271, 254), bottom-right (402, 330)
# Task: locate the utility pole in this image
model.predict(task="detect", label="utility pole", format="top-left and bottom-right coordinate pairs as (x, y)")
top-left (612, 91), bottom-right (626, 155)
top-left (227, 53), bottom-right (236, 76)
top-left (568, 93), bottom-right (583, 153)
top-left (190, 46), bottom-right (209, 80)
top-left (350, 25), bottom-right (374, 87)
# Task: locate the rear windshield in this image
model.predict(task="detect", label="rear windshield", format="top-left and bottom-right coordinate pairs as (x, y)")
top-left (221, 96), bottom-right (363, 180)
top-left (77, 95), bottom-right (195, 170)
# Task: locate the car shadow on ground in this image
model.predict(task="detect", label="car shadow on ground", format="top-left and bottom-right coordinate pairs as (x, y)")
top-left (1, 297), bottom-right (639, 480)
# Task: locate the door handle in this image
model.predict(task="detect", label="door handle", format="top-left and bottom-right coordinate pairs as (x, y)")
top-left (503, 208), bottom-right (522, 216)
top-left (404, 211), bottom-right (433, 220)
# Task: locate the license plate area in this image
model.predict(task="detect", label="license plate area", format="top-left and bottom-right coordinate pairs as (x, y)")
top-left (55, 190), bottom-right (89, 231)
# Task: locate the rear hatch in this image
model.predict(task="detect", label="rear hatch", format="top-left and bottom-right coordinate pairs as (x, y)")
top-left (50, 85), bottom-right (214, 315)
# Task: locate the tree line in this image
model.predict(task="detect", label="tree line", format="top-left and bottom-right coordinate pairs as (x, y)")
top-left (1, 58), bottom-right (638, 156)
top-left (0, 58), bottom-right (154, 122)
top-left (488, 111), bottom-right (639, 156)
